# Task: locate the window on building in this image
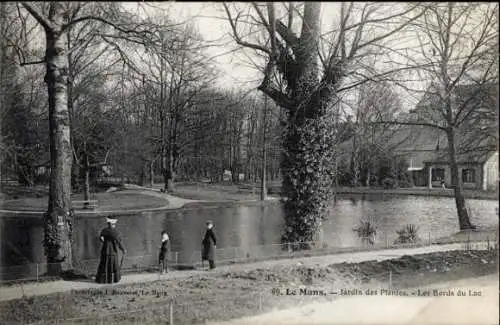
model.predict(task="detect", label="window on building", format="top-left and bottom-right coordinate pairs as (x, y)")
top-left (462, 169), bottom-right (475, 183)
top-left (432, 168), bottom-right (445, 182)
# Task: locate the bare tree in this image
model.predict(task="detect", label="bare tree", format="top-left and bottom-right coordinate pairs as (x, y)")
top-left (348, 81), bottom-right (403, 187)
top-left (71, 72), bottom-right (115, 207)
top-left (377, 2), bottom-right (498, 230)
top-left (140, 21), bottom-right (217, 192)
top-left (223, 2), bottom-right (426, 246)
top-left (17, 1), bottom-right (162, 273)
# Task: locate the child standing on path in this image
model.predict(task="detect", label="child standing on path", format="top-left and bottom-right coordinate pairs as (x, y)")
top-left (201, 221), bottom-right (217, 270)
top-left (159, 230), bottom-right (170, 274)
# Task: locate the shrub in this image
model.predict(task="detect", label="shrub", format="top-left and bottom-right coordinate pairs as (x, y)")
top-left (398, 177), bottom-right (413, 188)
top-left (382, 177), bottom-right (395, 189)
top-left (394, 224), bottom-right (419, 244)
top-left (353, 219), bottom-right (377, 245)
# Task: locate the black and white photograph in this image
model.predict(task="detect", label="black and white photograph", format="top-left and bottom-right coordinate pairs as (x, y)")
top-left (0, 1), bottom-right (498, 324)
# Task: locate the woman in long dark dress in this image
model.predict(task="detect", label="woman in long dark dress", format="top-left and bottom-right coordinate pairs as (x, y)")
top-left (201, 220), bottom-right (217, 269)
top-left (96, 217), bottom-right (126, 283)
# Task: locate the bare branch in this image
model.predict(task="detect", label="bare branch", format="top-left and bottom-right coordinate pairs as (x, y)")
top-left (449, 8), bottom-right (497, 89)
top-left (275, 19), bottom-right (299, 46)
top-left (267, 3), bottom-right (278, 49)
top-left (20, 59), bottom-right (46, 66)
top-left (20, 2), bottom-right (53, 31)
top-left (287, 2), bottom-right (294, 30)
top-left (257, 82), bottom-right (295, 110)
top-left (354, 6), bottom-right (428, 53)
top-left (222, 3), bottom-right (270, 54)
top-left (250, 2), bottom-right (270, 33)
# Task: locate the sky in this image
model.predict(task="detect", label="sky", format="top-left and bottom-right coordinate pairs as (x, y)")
top-left (121, 2), bottom-right (440, 111)
top-left (122, 2), bottom-right (262, 90)
top-left (122, 2), bottom-right (361, 92)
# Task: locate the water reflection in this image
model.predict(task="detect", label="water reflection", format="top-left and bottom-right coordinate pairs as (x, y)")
top-left (0, 195), bottom-right (498, 279)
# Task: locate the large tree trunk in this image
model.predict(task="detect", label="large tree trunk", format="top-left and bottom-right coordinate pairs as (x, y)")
top-left (44, 29), bottom-right (73, 274)
top-left (446, 128), bottom-right (474, 230)
top-left (280, 3), bottom-right (336, 248)
top-left (67, 25), bottom-right (78, 192)
top-left (0, 2), bottom-right (6, 187)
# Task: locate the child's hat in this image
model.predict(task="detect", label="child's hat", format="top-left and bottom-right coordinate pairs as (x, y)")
top-left (106, 217), bottom-right (118, 224)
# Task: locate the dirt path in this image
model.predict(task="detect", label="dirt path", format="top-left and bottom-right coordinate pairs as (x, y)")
top-left (0, 248), bottom-right (497, 325)
top-left (0, 242), bottom-right (491, 302)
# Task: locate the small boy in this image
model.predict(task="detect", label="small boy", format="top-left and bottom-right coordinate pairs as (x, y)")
top-left (159, 230), bottom-right (170, 274)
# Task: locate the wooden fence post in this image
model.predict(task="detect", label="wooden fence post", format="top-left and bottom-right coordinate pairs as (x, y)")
top-left (169, 300), bottom-right (174, 325)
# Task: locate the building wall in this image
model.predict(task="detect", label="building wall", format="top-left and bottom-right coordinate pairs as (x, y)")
top-left (429, 163), bottom-right (450, 188)
top-left (428, 163), bottom-right (484, 189)
top-left (483, 152), bottom-right (499, 191)
top-left (458, 163), bottom-right (483, 189)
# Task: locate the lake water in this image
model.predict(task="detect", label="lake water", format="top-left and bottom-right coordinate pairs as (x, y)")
top-left (0, 194), bottom-right (498, 280)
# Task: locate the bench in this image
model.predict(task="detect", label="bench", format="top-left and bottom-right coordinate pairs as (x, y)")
top-left (73, 200), bottom-right (98, 210)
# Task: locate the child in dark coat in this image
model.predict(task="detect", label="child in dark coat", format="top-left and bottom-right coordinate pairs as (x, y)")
top-left (159, 230), bottom-right (170, 274)
top-left (201, 221), bottom-right (217, 270)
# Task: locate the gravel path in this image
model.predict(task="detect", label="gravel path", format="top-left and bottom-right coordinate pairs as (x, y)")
top-left (0, 242), bottom-right (488, 302)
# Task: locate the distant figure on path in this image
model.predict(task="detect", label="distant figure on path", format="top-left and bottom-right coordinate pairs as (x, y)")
top-left (201, 220), bottom-right (217, 270)
top-left (159, 230), bottom-right (171, 274)
top-left (96, 217), bottom-right (126, 283)
top-left (441, 178), bottom-right (445, 189)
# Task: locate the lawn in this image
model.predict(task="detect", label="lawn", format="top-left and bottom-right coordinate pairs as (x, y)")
top-left (172, 181), bottom-right (498, 201)
top-left (0, 189), bottom-right (169, 212)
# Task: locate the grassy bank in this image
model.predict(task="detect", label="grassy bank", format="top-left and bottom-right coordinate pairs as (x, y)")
top-left (0, 249), bottom-right (497, 325)
top-left (334, 186), bottom-right (499, 200)
top-left (169, 182), bottom-right (498, 201)
top-left (0, 189), bottom-right (169, 212)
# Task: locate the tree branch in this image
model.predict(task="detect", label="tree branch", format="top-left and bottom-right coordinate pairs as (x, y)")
top-left (72, 145), bottom-right (83, 167)
top-left (354, 6), bottom-right (427, 53)
top-left (257, 82), bottom-right (295, 110)
top-left (453, 84), bottom-right (491, 127)
top-left (250, 2), bottom-right (271, 33)
top-left (89, 149), bottom-right (112, 168)
top-left (275, 20), bottom-right (299, 46)
top-left (20, 2), bottom-right (53, 31)
top-left (20, 59), bottom-right (46, 66)
top-left (223, 3), bottom-right (270, 54)
top-left (61, 15), bottom-right (149, 34)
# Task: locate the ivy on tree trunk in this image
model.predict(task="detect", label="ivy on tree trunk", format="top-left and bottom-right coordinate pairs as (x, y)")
top-left (273, 3), bottom-right (339, 247)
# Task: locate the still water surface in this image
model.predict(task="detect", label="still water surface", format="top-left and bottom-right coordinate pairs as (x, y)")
top-left (0, 194), bottom-right (498, 278)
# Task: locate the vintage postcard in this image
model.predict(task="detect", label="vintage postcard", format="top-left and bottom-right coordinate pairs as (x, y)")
top-left (0, 2), bottom-right (498, 325)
